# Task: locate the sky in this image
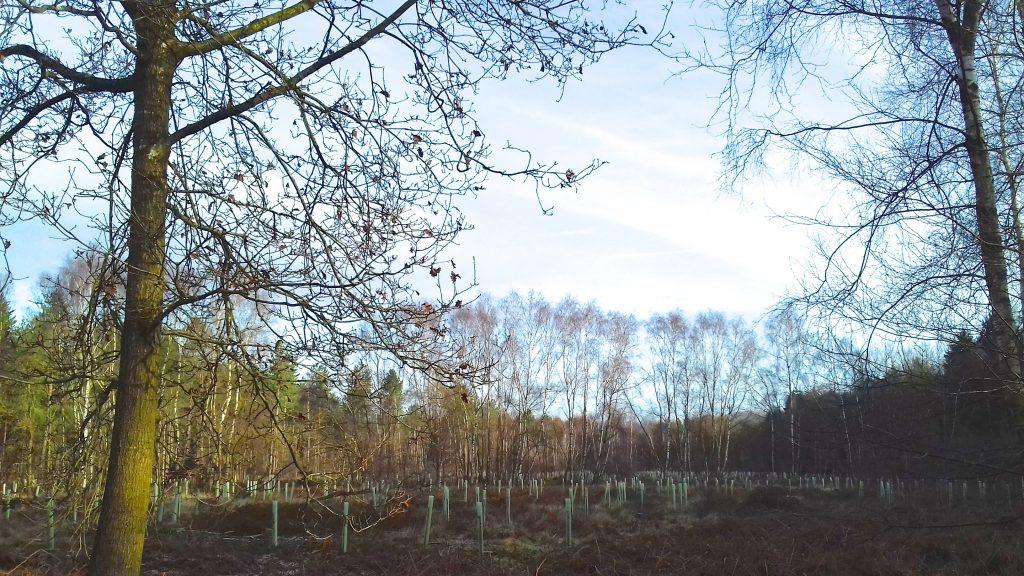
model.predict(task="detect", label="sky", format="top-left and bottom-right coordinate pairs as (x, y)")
top-left (1, 3), bottom-right (830, 322)
top-left (455, 50), bottom-right (818, 318)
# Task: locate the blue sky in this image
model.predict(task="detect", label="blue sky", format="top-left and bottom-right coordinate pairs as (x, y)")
top-left (443, 39), bottom-right (823, 318)
top-left (2, 4), bottom-right (828, 321)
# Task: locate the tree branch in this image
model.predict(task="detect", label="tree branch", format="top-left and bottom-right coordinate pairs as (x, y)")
top-left (176, 0), bottom-right (324, 57)
top-left (0, 44), bottom-right (135, 92)
top-left (169, 0), bottom-right (416, 143)
top-left (0, 88), bottom-right (79, 147)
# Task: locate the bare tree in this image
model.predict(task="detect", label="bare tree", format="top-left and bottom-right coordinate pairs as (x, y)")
top-left (0, 2), bottom-right (667, 573)
top-left (645, 311), bottom-right (690, 473)
top-left (761, 307), bottom-right (810, 474)
top-left (593, 311), bottom-right (636, 473)
top-left (696, 0), bottom-right (1024, 379)
top-left (554, 297), bottom-right (601, 478)
top-left (689, 312), bottom-right (757, 471)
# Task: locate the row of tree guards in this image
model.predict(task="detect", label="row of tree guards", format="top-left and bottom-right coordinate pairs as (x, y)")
top-left (3, 471), bottom-right (1024, 553)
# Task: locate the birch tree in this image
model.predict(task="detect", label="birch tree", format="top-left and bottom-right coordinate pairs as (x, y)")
top-left (699, 0), bottom-right (1024, 380)
top-left (645, 311), bottom-right (690, 472)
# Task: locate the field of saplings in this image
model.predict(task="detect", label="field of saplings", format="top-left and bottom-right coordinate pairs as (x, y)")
top-left (2, 472), bottom-right (1023, 575)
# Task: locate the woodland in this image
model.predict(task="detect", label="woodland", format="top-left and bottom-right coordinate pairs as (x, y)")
top-left (3, 0), bottom-right (1024, 575)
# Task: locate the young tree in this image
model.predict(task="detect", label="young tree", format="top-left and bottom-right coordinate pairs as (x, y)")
top-left (0, 285), bottom-right (13, 373)
top-left (0, 286), bottom-right (22, 477)
top-left (0, 2), bottom-right (666, 574)
top-left (554, 297), bottom-right (601, 478)
top-left (689, 312), bottom-right (757, 471)
top-left (645, 311), bottom-right (690, 473)
top-left (761, 308), bottom-right (810, 474)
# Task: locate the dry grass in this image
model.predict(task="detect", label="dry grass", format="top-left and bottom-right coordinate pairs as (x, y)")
top-left (3, 485), bottom-right (1023, 575)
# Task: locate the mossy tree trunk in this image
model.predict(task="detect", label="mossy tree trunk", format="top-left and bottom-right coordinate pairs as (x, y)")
top-left (88, 4), bottom-right (176, 575)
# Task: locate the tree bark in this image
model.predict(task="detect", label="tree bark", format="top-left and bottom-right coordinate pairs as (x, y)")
top-left (985, 52), bottom-right (1024, 369)
top-left (938, 0), bottom-right (1021, 379)
top-left (88, 5), bottom-right (174, 575)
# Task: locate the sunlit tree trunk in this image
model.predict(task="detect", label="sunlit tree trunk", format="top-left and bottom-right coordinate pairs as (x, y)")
top-left (88, 5), bottom-right (174, 573)
top-left (937, 0), bottom-right (1020, 378)
top-left (985, 50), bottom-right (1024, 365)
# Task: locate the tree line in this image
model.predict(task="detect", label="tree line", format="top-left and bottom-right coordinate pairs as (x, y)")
top-left (3, 264), bottom-right (1016, 508)
top-left (4, 0), bottom-right (1024, 573)
top-left (0, 2), bottom-right (671, 572)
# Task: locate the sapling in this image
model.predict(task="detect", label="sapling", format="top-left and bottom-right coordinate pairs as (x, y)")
top-left (443, 486), bottom-right (450, 521)
top-left (271, 500), bottom-right (279, 547)
top-left (172, 491), bottom-right (181, 525)
top-left (47, 499), bottom-right (55, 551)
top-left (341, 501), bottom-right (349, 553)
top-left (475, 501), bottom-right (484, 554)
top-left (564, 497), bottom-right (572, 547)
top-left (423, 495), bottom-right (434, 545)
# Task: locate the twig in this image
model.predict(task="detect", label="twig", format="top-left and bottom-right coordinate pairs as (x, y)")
top-left (0, 548), bottom-right (49, 576)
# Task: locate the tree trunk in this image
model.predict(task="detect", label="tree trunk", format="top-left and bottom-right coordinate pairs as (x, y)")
top-left (938, 0), bottom-right (1021, 379)
top-left (788, 383), bottom-right (796, 474)
top-left (88, 6), bottom-right (174, 574)
top-left (985, 52), bottom-right (1024, 369)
